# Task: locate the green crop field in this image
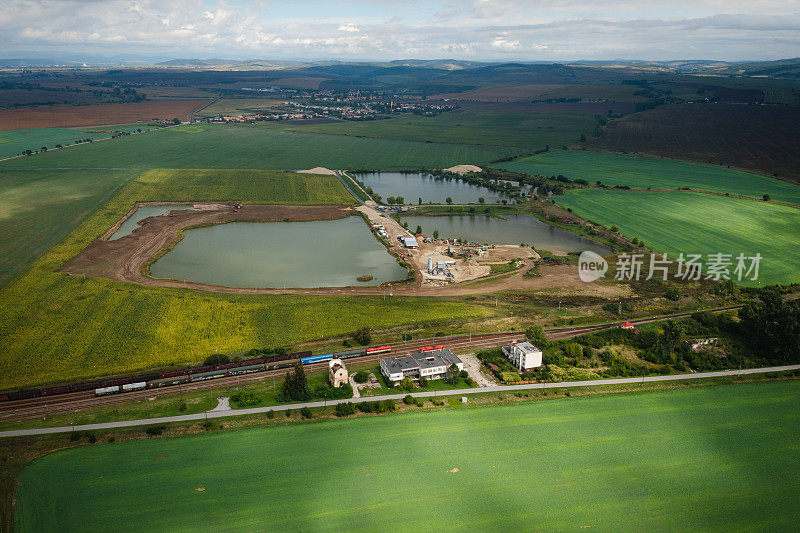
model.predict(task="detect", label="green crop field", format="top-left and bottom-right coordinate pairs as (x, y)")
top-left (0, 125), bottom-right (155, 159)
top-left (0, 123), bottom-right (521, 171)
top-left (274, 106), bottom-right (595, 150)
top-left (194, 98), bottom-right (285, 117)
top-left (555, 189), bottom-right (800, 286)
top-left (15, 381), bottom-right (800, 531)
top-left (495, 150), bottom-right (800, 205)
top-left (0, 168), bottom-right (490, 389)
top-left (0, 168), bottom-right (141, 288)
top-left (120, 168), bottom-right (356, 205)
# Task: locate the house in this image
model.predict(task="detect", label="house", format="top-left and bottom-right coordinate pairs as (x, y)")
top-left (501, 341), bottom-right (542, 372)
top-left (328, 358), bottom-right (349, 388)
top-left (620, 321), bottom-right (639, 332)
top-left (380, 349), bottom-right (463, 382)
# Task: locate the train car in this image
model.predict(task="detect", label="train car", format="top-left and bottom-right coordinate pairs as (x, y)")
top-left (335, 348), bottom-right (366, 359)
top-left (122, 382), bottom-right (147, 392)
top-left (148, 375), bottom-right (190, 388)
top-left (288, 350), bottom-right (312, 360)
top-left (266, 361), bottom-right (296, 371)
top-left (41, 385), bottom-right (71, 396)
top-left (0, 393), bottom-right (10, 402)
top-left (95, 385), bottom-right (120, 396)
top-left (70, 381), bottom-right (102, 393)
top-left (366, 345), bottom-right (392, 355)
top-left (189, 370), bottom-right (227, 382)
top-left (129, 373), bottom-right (160, 383)
top-left (301, 353), bottom-right (333, 365)
top-left (9, 389), bottom-right (40, 401)
top-left (229, 364), bottom-right (265, 376)
top-left (240, 357), bottom-right (266, 366)
top-left (160, 369), bottom-right (187, 379)
top-left (187, 365), bottom-right (212, 375)
top-left (214, 362), bottom-right (240, 371)
top-left (419, 345), bottom-right (444, 353)
top-left (101, 377), bottom-right (131, 388)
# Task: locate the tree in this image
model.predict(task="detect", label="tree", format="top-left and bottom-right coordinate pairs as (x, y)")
top-left (204, 353), bottom-right (230, 366)
top-left (579, 133), bottom-right (587, 142)
top-left (610, 224), bottom-right (619, 233)
top-left (433, 230), bottom-right (439, 239)
top-left (399, 377), bottom-right (414, 391)
top-left (396, 196), bottom-right (404, 204)
top-left (526, 324), bottom-right (546, 346)
top-left (300, 406), bottom-right (313, 419)
top-left (418, 197), bottom-right (422, 205)
top-left (353, 370), bottom-right (369, 383)
top-left (172, 118), bottom-right (180, 124)
top-left (415, 225), bottom-right (422, 235)
top-left (446, 197), bottom-right (453, 205)
top-left (418, 376), bottom-right (428, 388)
top-left (763, 194), bottom-right (771, 201)
top-left (446, 363), bottom-right (460, 384)
top-left (478, 197), bottom-right (485, 204)
top-left (386, 196), bottom-right (395, 205)
top-left (280, 363), bottom-right (311, 401)
top-left (353, 327), bottom-right (372, 346)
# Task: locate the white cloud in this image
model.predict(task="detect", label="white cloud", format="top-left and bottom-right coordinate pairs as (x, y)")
top-left (338, 23), bottom-right (360, 32)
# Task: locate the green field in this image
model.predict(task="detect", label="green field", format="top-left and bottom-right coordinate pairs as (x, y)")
top-left (555, 189), bottom-right (800, 286)
top-left (0, 169), bottom-right (490, 389)
top-left (495, 150), bottom-right (800, 205)
top-left (0, 168), bottom-right (141, 287)
top-left (195, 98), bottom-right (285, 117)
top-left (15, 381), bottom-right (800, 531)
top-left (272, 107), bottom-right (595, 150)
top-left (0, 125), bottom-right (155, 159)
top-left (0, 123), bottom-right (521, 171)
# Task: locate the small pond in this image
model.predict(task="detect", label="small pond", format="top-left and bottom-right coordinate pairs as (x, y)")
top-left (401, 214), bottom-right (612, 255)
top-left (149, 217), bottom-right (408, 288)
top-left (356, 172), bottom-right (507, 204)
top-left (110, 205), bottom-right (196, 240)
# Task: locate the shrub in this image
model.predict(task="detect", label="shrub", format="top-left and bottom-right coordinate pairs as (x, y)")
top-left (459, 370), bottom-right (469, 379)
top-left (665, 288), bottom-right (680, 301)
top-left (353, 327), bottom-right (372, 346)
top-left (266, 410), bottom-right (275, 419)
top-left (403, 394), bottom-right (414, 405)
top-left (88, 434), bottom-right (97, 444)
top-left (204, 353), bottom-right (230, 366)
top-left (231, 388), bottom-right (261, 407)
top-left (335, 402), bottom-right (356, 417)
top-left (418, 376), bottom-right (428, 388)
top-left (178, 400), bottom-right (187, 412)
top-left (146, 426), bottom-right (164, 436)
top-left (399, 377), bottom-right (415, 391)
top-left (69, 433), bottom-right (80, 442)
top-left (501, 371), bottom-right (521, 382)
top-left (300, 407), bottom-right (313, 419)
top-left (353, 370), bottom-right (369, 383)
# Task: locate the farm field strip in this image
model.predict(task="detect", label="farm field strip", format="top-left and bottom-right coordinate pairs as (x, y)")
top-left (495, 150), bottom-right (800, 205)
top-left (0, 124), bottom-right (158, 160)
top-left (14, 381), bottom-right (800, 531)
top-left (555, 189), bottom-right (800, 286)
top-left (0, 123), bottom-right (522, 171)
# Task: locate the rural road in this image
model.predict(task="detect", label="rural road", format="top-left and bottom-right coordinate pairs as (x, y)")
top-left (2, 364), bottom-right (797, 439)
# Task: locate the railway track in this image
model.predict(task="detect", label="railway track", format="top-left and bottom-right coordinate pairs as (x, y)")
top-left (0, 306), bottom-right (743, 422)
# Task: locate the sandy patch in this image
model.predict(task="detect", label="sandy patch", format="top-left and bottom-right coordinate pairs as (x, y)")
top-left (443, 165), bottom-right (482, 175)
top-left (297, 167), bottom-right (336, 175)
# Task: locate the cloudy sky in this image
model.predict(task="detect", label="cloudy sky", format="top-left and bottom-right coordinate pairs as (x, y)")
top-left (2, 0), bottom-right (799, 62)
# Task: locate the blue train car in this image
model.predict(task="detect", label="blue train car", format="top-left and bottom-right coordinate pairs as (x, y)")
top-left (301, 353), bottom-right (334, 365)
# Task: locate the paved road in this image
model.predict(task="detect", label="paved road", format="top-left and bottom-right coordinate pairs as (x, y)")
top-left (2, 364), bottom-right (797, 439)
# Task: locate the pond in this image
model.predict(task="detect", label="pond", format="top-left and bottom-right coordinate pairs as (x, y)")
top-left (110, 205), bottom-right (196, 240)
top-left (400, 214), bottom-right (612, 255)
top-left (148, 217), bottom-right (408, 288)
top-left (355, 172), bottom-right (506, 204)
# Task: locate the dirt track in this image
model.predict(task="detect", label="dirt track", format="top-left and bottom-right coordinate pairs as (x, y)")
top-left (62, 203), bottom-right (609, 296)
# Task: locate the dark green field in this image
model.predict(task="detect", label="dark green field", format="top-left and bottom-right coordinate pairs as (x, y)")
top-left (0, 168), bottom-right (141, 287)
top-left (496, 150), bottom-right (800, 205)
top-left (0, 125), bottom-right (154, 159)
top-left (555, 189), bottom-right (800, 286)
top-left (15, 381), bottom-right (800, 531)
top-left (272, 105), bottom-right (595, 150)
top-left (0, 123), bottom-right (521, 170)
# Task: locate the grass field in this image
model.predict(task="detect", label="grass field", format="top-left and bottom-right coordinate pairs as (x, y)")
top-left (0, 125), bottom-right (156, 159)
top-left (592, 103), bottom-right (800, 184)
top-left (195, 98), bottom-right (285, 117)
top-left (0, 169), bottom-right (490, 389)
top-left (0, 123), bottom-right (522, 171)
top-left (555, 189), bottom-right (800, 286)
top-left (0, 100), bottom-right (210, 130)
top-left (0, 168), bottom-right (141, 287)
top-left (495, 150), bottom-right (800, 205)
top-left (274, 105), bottom-right (595, 150)
top-left (15, 381), bottom-right (800, 531)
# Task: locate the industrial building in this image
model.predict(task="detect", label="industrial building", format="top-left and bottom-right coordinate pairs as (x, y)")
top-left (380, 349), bottom-right (463, 382)
top-left (501, 341), bottom-right (542, 371)
top-left (399, 235), bottom-right (419, 248)
top-left (329, 358), bottom-right (349, 388)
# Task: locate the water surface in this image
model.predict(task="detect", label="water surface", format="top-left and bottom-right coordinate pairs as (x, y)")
top-left (149, 217), bottom-right (408, 288)
top-left (356, 172), bottom-right (506, 204)
top-left (110, 205), bottom-right (195, 240)
top-left (401, 214), bottom-right (612, 255)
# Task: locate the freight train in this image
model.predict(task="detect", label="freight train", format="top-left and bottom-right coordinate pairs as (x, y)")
top-left (0, 345), bottom-right (393, 401)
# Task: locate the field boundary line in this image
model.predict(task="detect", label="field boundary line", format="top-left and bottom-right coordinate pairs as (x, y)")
top-left (2, 364), bottom-right (797, 439)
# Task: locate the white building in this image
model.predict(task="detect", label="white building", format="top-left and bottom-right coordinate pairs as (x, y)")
top-left (502, 341), bottom-right (542, 371)
top-left (380, 349), bottom-right (463, 382)
top-left (328, 358), bottom-right (349, 388)
top-left (399, 235), bottom-right (419, 248)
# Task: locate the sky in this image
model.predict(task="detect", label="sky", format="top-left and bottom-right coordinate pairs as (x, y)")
top-left (1, 0), bottom-right (799, 62)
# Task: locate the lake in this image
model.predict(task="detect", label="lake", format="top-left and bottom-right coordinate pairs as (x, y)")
top-left (110, 205), bottom-right (196, 240)
top-left (356, 172), bottom-right (506, 204)
top-left (401, 214), bottom-right (612, 255)
top-left (148, 217), bottom-right (408, 288)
